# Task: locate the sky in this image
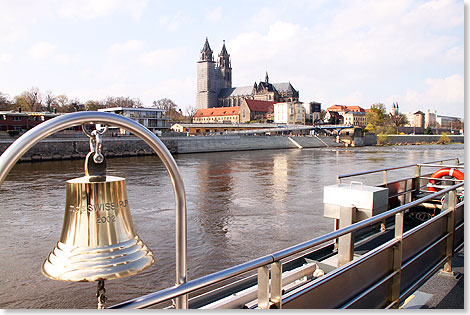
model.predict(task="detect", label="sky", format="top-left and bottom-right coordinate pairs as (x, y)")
top-left (0, 0), bottom-right (465, 118)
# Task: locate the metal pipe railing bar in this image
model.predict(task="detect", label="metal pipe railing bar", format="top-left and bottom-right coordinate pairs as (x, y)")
top-left (113, 182), bottom-right (462, 309)
top-left (339, 270), bottom-right (398, 309)
top-left (0, 112), bottom-right (189, 308)
top-left (402, 210), bottom-right (451, 239)
top-left (338, 158), bottom-right (459, 180)
top-left (417, 163), bottom-right (464, 168)
top-left (400, 234), bottom-right (448, 272)
top-left (399, 256), bottom-right (448, 303)
top-left (420, 176), bottom-right (463, 181)
top-left (110, 255), bottom-right (274, 309)
top-left (272, 182), bottom-right (463, 261)
top-left (287, 238), bottom-right (400, 298)
top-left (454, 243), bottom-right (464, 254)
top-left (112, 182), bottom-right (463, 308)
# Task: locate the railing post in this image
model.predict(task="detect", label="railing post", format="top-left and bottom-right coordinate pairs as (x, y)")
top-left (443, 190), bottom-right (457, 274)
top-left (413, 165), bottom-right (421, 194)
top-left (338, 206), bottom-right (356, 267)
top-left (383, 170), bottom-right (388, 185)
top-left (257, 266), bottom-right (270, 309)
top-left (270, 262), bottom-right (282, 309)
top-left (390, 212), bottom-right (404, 308)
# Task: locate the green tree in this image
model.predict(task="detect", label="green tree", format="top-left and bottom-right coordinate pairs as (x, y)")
top-left (364, 123), bottom-right (375, 133)
top-left (365, 103), bottom-right (387, 131)
top-left (15, 87), bottom-right (43, 112)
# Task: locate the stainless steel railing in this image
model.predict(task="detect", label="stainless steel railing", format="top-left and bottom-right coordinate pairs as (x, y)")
top-left (337, 158), bottom-right (460, 185)
top-left (0, 111), bottom-right (189, 309)
top-left (111, 181), bottom-right (464, 309)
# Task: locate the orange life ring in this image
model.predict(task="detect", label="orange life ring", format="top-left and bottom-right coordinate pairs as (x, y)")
top-left (428, 168), bottom-right (464, 192)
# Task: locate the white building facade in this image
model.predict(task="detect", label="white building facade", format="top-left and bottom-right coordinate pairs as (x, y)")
top-left (98, 107), bottom-right (170, 135)
top-left (274, 102), bottom-right (305, 125)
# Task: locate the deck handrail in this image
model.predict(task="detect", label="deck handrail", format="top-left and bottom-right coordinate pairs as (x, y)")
top-left (110, 181), bottom-right (464, 309)
top-left (337, 158), bottom-right (459, 182)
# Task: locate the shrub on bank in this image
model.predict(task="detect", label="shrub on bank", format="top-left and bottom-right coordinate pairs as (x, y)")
top-left (437, 133), bottom-right (451, 144)
top-left (377, 133), bottom-right (388, 145)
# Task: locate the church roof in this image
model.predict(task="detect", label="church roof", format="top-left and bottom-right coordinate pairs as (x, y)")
top-left (195, 106), bottom-right (240, 117)
top-left (219, 82), bottom-right (297, 98)
top-left (218, 86), bottom-right (254, 98)
top-left (244, 99), bottom-right (275, 113)
top-left (272, 82), bottom-right (297, 93)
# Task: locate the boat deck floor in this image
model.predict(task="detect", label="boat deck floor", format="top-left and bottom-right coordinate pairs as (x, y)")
top-left (412, 248), bottom-right (464, 309)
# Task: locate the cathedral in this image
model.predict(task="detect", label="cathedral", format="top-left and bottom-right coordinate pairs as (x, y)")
top-left (196, 38), bottom-right (299, 109)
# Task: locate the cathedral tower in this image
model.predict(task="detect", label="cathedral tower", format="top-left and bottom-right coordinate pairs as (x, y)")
top-left (197, 38), bottom-right (232, 109)
top-left (197, 37), bottom-right (218, 109)
top-left (218, 40), bottom-right (232, 88)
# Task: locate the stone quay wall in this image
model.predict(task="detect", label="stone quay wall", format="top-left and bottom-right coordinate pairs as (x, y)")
top-left (0, 135), bottom-right (340, 162)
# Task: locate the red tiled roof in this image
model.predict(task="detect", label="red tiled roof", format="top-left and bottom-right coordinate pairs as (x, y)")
top-left (244, 99), bottom-right (275, 113)
top-left (327, 105), bottom-right (365, 112)
top-left (195, 106), bottom-right (240, 117)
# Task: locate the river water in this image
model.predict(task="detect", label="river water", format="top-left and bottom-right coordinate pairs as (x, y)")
top-left (0, 144), bottom-right (464, 308)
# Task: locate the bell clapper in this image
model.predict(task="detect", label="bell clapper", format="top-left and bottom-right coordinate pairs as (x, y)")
top-left (96, 280), bottom-right (107, 309)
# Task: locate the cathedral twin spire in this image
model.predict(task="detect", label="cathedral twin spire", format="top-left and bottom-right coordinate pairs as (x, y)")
top-left (200, 37), bottom-right (230, 69)
top-left (200, 37), bottom-right (213, 61)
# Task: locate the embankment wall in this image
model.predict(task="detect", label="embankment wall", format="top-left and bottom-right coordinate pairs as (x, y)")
top-left (0, 135), bottom-right (340, 162)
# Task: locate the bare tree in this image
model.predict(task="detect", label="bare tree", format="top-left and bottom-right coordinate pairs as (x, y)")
top-left (85, 100), bottom-right (105, 111)
top-left (54, 94), bottom-right (69, 112)
top-left (104, 96), bottom-right (143, 108)
top-left (185, 105), bottom-right (198, 123)
top-left (152, 98), bottom-right (178, 111)
top-left (152, 98), bottom-right (184, 121)
top-left (45, 90), bottom-right (57, 112)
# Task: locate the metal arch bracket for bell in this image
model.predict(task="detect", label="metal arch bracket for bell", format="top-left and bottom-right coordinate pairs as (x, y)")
top-left (42, 152), bottom-right (155, 282)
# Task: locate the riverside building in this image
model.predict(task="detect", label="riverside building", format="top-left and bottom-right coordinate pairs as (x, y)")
top-left (98, 107), bottom-right (170, 135)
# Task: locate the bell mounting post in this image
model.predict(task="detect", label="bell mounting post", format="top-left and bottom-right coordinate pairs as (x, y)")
top-left (0, 112), bottom-right (188, 309)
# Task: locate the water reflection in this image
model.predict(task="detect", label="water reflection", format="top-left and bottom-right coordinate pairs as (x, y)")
top-left (0, 144), bottom-right (464, 308)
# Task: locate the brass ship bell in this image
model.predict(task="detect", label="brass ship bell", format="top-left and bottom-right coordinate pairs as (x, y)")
top-left (42, 126), bottom-right (154, 283)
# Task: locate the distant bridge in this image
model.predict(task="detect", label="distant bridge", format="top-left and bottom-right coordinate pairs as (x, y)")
top-left (225, 124), bottom-right (354, 135)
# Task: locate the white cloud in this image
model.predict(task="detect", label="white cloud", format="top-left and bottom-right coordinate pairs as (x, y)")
top-left (29, 42), bottom-right (56, 60)
top-left (109, 40), bottom-right (145, 55)
top-left (159, 12), bottom-right (185, 31)
top-left (54, 54), bottom-right (71, 64)
top-left (144, 77), bottom-right (196, 109)
top-left (0, 53), bottom-right (13, 63)
top-left (139, 48), bottom-right (182, 68)
top-left (56, 0), bottom-right (149, 20)
top-left (405, 74), bottom-right (463, 110)
top-left (206, 6), bottom-right (223, 22)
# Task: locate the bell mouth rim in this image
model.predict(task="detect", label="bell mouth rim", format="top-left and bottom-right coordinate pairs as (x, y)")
top-left (42, 237), bottom-right (155, 282)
